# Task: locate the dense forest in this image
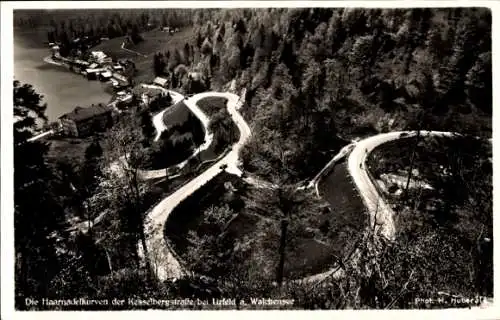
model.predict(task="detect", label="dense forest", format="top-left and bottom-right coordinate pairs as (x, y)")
top-left (14, 9), bottom-right (197, 56)
top-left (13, 7), bottom-right (492, 310)
top-left (187, 8), bottom-right (492, 183)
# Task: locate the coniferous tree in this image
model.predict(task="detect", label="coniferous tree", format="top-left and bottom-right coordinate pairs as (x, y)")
top-left (14, 81), bottom-right (67, 306)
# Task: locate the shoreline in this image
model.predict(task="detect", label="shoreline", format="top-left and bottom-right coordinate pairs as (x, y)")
top-left (17, 31), bottom-right (128, 119)
top-left (43, 55), bottom-right (65, 67)
top-left (42, 54), bottom-right (117, 106)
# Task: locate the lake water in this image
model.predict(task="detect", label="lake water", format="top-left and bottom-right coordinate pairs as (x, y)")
top-left (14, 31), bottom-right (112, 121)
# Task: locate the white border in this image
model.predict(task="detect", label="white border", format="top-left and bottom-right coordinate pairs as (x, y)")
top-left (1, 1), bottom-right (499, 319)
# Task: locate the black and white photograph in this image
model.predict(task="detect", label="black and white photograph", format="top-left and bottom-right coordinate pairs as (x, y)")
top-left (1, 1), bottom-right (497, 316)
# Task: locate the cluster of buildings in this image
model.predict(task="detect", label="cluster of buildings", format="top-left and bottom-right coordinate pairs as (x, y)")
top-left (161, 26), bottom-right (180, 34)
top-left (55, 75), bottom-right (172, 139)
top-left (376, 169), bottom-right (434, 198)
top-left (57, 87), bottom-right (137, 138)
top-left (50, 45), bottom-right (132, 91)
top-left (81, 51), bottom-right (132, 90)
top-left (153, 76), bottom-right (169, 87)
top-left (48, 41), bottom-right (177, 139)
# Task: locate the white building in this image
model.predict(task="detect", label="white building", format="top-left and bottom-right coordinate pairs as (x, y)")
top-left (86, 67), bottom-right (105, 74)
top-left (99, 70), bottom-right (113, 80)
top-left (91, 51), bottom-right (112, 65)
top-left (153, 77), bottom-right (169, 87)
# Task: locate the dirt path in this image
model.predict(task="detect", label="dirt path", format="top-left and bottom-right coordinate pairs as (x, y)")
top-left (121, 42), bottom-right (148, 58)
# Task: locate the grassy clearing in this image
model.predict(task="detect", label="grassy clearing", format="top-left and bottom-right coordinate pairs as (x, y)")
top-left (92, 27), bottom-right (193, 84)
top-left (161, 100), bottom-right (191, 128)
top-left (126, 29), bottom-right (193, 56)
top-left (91, 36), bottom-right (136, 60)
top-left (195, 96), bottom-right (228, 117)
top-left (129, 28), bottom-right (193, 82)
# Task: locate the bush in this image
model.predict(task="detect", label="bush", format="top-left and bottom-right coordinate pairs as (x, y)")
top-left (149, 93), bottom-right (173, 113)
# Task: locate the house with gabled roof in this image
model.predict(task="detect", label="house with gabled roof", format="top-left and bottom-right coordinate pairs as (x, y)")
top-left (59, 104), bottom-right (114, 137)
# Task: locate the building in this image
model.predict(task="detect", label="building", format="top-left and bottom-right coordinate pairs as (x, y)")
top-left (59, 104), bottom-right (114, 137)
top-left (153, 76), bottom-right (169, 87)
top-left (91, 51), bottom-right (112, 65)
top-left (110, 79), bottom-right (119, 87)
top-left (115, 91), bottom-right (134, 109)
top-left (99, 70), bottom-right (113, 82)
top-left (86, 68), bottom-right (105, 80)
top-left (111, 73), bottom-right (130, 90)
top-left (113, 73), bottom-right (130, 86)
top-left (377, 172), bottom-right (434, 196)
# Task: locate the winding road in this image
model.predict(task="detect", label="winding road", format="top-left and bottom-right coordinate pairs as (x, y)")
top-left (139, 90), bottom-right (250, 280)
top-left (128, 82), bottom-right (491, 288)
top-left (100, 95), bottom-right (484, 284)
top-left (138, 88), bottom-right (243, 180)
top-left (141, 84), bottom-right (184, 142)
top-left (140, 95), bottom-right (471, 281)
top-left (55, 74), bottom-right (491, 303)
top-left (347, 130), bottom-right (457, 240)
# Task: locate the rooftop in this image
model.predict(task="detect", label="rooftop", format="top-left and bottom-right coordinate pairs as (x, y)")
top-left (101, 71), bottom-right (112, 78)
top-left (86, 68), bottom-right (105, 73)
top-left (153, 77), bottom-right (169, 86)
top-left (92, 51), bottom-right (107, 58)
top-left (60, 104), bottom-right (113, 122)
